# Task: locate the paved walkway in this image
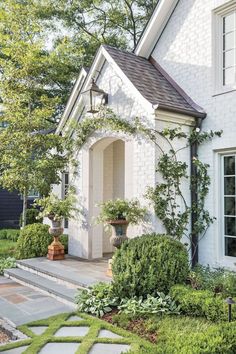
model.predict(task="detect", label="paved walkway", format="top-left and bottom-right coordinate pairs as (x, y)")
top-left (0, 277), bottom-right (73, 326)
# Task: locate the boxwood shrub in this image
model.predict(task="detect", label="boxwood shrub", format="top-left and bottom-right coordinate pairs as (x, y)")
top-left (112, 234), bottom-right (189, 298)
top-left (170, 284), bottom-right (236, 322)
top-left (16, 223), bottom-right (52, 259)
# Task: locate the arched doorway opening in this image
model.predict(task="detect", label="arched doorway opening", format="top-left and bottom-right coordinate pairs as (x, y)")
top-left (89, 138), bottom-right (125, 258)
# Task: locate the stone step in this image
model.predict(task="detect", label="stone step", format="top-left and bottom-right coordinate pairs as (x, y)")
top-left (16, 259), bottom-right (88, 290)
top-left (4, 268), bottom-right (78, 308)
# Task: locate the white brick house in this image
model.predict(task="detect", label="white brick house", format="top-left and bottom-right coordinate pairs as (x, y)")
top-left (56, 0), bottom-right (236, 271)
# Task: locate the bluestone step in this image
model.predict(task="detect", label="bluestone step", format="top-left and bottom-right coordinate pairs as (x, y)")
top-left (4, 268), bottom-right (77, 307)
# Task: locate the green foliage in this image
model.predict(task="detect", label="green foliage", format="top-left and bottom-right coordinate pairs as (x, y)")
top-left (16, 223), bottom-right (51, 259)
top-left (118, 293), bottom-right (180, 316)
top-left (60, 234), bottom-right (68, 254)
top-left (189, 265), bottom-right (236, 296)
top-left (75, 282), bottom-right (119, 317)
top-left (0, 240), bottom-right (17, 258)
top-left (112, 234), bottom-right (189, 298)
top-left (146, 127), bottom-right (222, 243)
top-left (34, 189), bottom-right (79, 221)
top-left (96, 198), bottom-right (146, 225)
top-left (0, 257), bottom-right (16, 275)
top-left (20, 209), bottom-right (43, 227)
top-left (0, 229), bottom-right (20, 242)
top-left (170, 284), bottom-right (236, 322)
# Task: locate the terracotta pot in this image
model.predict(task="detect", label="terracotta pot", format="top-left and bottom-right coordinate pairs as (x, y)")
top-left (107, 219), bottom-right (129, 249)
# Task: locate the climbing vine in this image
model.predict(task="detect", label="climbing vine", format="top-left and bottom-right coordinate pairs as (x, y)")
top-left (69, 107), bottom-right (222, 258)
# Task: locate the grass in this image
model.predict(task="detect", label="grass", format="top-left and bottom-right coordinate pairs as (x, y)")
top-left (0, 239), bottom-right (17, 257)
top-left (0, 312), bottom-right (154, 354)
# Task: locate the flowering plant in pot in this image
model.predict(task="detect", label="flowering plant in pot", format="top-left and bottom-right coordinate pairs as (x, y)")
top-left (34, 189), bottom-right (78, 260)
top-left (96, 198), bottom-right (146, 249)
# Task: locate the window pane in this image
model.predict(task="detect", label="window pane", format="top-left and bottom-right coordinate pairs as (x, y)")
top-left (224, 176), bottom-right (235, 195)
top-left (65, 173), bottom-right (69, 185)
top-left (224, 156), bottom-right (235, 175)
top-left (223, 67), bottom-right (235, 85)
top-left (223, 32), bottom-right (235, 51)
top-left (223, 13), bottom-right (235, 33)
top-left (225, 237), bottom-right (236, 256)
top-left (225, 197), bottom-right (236, 215)
top-left (223, 49), bottom-right (235, 67)
top-left (225, 217), bottom-right (236, 236)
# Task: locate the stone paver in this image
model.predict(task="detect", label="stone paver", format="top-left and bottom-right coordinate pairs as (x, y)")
top-left (28, 326), bottom-right (48, 335)
top-left (17, 256), bottom-right (111, 287)
top-left (89, 343), bottom-right (130, 354)
top-left (98, 329), bottom-right (122, 338)
top-left (0, 276), bottom-right (73, 325)
top-left (54, 326), bottom-right (90, 337)
top-left (67, 315), bottom-right (83, 321)
top-left (38, 342), bottom-right (80, 354)
top-left (0, 345), bottom-right (29, 354)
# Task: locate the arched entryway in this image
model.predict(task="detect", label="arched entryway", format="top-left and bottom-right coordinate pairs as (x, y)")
top-left (89, 137), bottom-right (127, 258)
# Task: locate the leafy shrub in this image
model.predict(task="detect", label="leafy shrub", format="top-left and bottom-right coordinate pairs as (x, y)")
top-left (75, 282), bottom-right (119, 317)
top-left (0, 229), bottom-right (20, 242)
top-left (112, 234), bottom-right (189, 298)
top-left (16, 223), bottom-right (52, 259)
top-left (128, 321), bottom-right (236, 354)
top-left (0, 257), bottom-right (16, 275)
top-left (170, 284), bottom-right (236, 322)
top-left (19, 208), bottom-right (43, 227)
top-left (60, 234), bottom-right (68, 254)
top-left (118, 292), bottom-right (180, 315)
top-left (189, 265), bottom-right (236, 296)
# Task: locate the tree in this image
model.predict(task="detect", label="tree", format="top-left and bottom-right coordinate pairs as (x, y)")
top-left (0, 0), bottom-right (69, 227)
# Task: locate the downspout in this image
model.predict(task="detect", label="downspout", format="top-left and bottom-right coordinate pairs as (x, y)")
top-left (190, 117), bottom-right (203, 267)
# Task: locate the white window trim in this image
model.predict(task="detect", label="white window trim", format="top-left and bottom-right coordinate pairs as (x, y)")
top-left (213, 2), bottom-right (236, 95)
top-left (215, 150), bottom-right (236, 269)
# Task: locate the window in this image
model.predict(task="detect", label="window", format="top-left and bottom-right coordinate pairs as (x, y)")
top-left (28, 189), bottom-right (40, 199)
top-left (222, 11), bottom-right (236, 86)
top-left (223, 155), bottom-right (236, 257)
top-left (62, 172), bottom-right (69, 228)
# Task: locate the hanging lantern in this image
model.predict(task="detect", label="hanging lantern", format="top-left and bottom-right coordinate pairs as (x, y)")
top-left (81, 79), bottom-right (108, 114)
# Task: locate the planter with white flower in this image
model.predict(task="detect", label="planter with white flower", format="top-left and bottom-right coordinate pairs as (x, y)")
top-left (35, 191), bottom-right (78, 260)
top-left (96, 199), bottom-right (146, 276)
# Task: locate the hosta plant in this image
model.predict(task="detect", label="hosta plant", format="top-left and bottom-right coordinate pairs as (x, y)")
top-left (0, 257), bottom-right (16, 275)
top-left (118, 292), bottom-right (181, 316)
top-left (75, 282), bottom-right (119, 317)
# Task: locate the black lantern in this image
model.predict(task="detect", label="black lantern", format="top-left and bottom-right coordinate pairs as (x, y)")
top-left (225, 297), bottom-right (235, 322)
top-left (81, 79), bottom-right (108, 114)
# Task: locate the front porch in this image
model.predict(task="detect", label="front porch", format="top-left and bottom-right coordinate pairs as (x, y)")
top-left (4, 256), bottom-right (111, 310)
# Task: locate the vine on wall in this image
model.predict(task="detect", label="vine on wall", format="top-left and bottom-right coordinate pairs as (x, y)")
top-left (69, 107), bottom-right (222, 258)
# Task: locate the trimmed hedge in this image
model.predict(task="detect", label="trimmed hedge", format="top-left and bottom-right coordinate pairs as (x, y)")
top-left (0, 229), bottom-right (20, 242)
top-left (19, 208), bottom-right (43, 227)
top-left (16, 224), bottom-right (51, 259)
top-left (133, 321), bottom-right (236, 354)
top-left (170, 284), bottom-right (236, 322)
top-left (112, 234), bottom-right (189, 298)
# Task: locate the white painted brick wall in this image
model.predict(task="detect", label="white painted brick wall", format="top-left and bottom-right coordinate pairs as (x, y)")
top-left (152, 0), bottom-right (236, 269)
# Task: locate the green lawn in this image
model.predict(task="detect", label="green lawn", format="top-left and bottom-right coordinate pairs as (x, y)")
top-left (0, 239), bottom-right (17, 257)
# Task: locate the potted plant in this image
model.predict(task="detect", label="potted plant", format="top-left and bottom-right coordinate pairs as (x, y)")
top-left (34, 189), bottom-right (78, 260)
top-left (96, 198), bottom-right (146, 249)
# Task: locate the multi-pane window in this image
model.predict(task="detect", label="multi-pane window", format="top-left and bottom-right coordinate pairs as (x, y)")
top-left (62, 172), bottom-right (69, 228)
top-left (223, 11), bottom-right (236, 86)
top-left (223, 155), bottom-right (236, 257)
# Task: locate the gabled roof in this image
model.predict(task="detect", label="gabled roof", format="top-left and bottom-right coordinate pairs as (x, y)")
top-left (104, 45), bottom-right (206, 118)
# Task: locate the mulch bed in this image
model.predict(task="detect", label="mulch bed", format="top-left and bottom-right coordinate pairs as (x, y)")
top-left (0, 328), bottom-right (11, 344)
top-left (102, 310), bottom-right (158, 343)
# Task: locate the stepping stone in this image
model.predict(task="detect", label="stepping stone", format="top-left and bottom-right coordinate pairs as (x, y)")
top-left (98, 329), bottom-right (122, 338)
top-left (54, 326), bottom-right (89, 337)
top-left (28, 326), bottom-right (48, 335)
top-left (38, 342), bottom-right (80, 354)
top-left (1, 346), bottom-right (29, 354)
top-left (89, 343), bottom-right (130, 354)
top-left (66, 315), bottom-right (83, 321)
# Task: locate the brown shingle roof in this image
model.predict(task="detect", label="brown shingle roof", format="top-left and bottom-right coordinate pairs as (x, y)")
top-left (104, 45), bottom-right (206, 118)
